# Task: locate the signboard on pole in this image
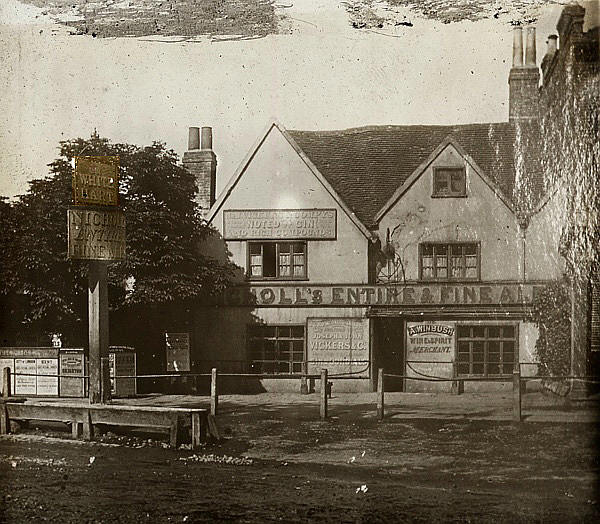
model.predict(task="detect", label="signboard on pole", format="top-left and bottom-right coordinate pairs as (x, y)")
top-left (73, 156), bottom-right (119, 206)
top-left (165, 333), bottom-right (191, 372)
top-left (67, 208), bottom-right (126, 261)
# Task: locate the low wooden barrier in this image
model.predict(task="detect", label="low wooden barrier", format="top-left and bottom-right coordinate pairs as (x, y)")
top-left (0, 401), bottom-right (208, 449)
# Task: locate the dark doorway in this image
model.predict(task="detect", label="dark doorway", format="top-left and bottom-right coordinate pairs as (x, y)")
top-left (374, 318), bottom-right (404, 391)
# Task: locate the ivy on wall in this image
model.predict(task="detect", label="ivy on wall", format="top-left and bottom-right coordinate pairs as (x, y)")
top-left (531, 279), bottom-right (571, 376)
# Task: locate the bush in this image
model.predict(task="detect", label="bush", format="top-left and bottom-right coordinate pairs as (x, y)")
top-left (531, 279), bottom-right (571, 376)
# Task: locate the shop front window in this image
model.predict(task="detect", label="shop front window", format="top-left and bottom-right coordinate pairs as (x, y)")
top-left (247, 325), bottom-right (305, 374)
top-left (248, 242), bottom-right (306, 280)
top-left (420, 242), bottom-right (479, 281)
top-left (456, 325), bottom-right (516, 376)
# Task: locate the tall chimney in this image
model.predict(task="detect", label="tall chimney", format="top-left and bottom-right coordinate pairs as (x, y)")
top-left (513, 27), bottom-right (524, 66)
top-left (541, 35), bottom-right (558, 82)
top-left (182, 126), bottom-right (217, 215)
top-left (508, 26), bottom-right (540, 123)
top-left (525, 27), bottom-right (537, 65)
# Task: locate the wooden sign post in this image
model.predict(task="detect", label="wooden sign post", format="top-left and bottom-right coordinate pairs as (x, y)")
top-left (68, 156), bottom-right (124, 404)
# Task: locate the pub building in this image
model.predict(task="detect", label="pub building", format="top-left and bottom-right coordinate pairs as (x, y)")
top-left (188, 8), bottom-right (598, 393)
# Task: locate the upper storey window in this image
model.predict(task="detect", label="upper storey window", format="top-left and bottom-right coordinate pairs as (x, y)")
top-left (420, 242), bottom-right (479, 281)
top-left (248, 241), bottom-right (307, 280)
top-left (432, 167), bottom-right (466, 197)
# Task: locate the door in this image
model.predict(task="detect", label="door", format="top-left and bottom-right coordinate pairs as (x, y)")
top-left (374, 318), bottom-right (404, 391)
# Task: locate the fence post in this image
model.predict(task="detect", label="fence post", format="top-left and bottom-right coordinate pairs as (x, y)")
top-left (513, 368), bottom-right (522, 422)
top-left (300, 361), bottom-right (308, 395)
top-left (451, 361), bottom-right (464, 395)
top-left (320, 369), bottom-right (328, 420)
top-left (377, 368), bottom-right (385, 421)
top-left (2, 367), bottom-right (11, 398)
top-left (211, 368), bottom-right (218, 416)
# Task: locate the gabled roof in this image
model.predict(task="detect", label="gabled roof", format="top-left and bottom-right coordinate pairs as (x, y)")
top-left (288, 122), bottom-right (533, 228)
top-left (207, 120), bottom-right (376, 241)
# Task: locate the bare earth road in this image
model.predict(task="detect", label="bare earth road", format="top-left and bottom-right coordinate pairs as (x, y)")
top-left (1, 394), bottom-right (599, 523)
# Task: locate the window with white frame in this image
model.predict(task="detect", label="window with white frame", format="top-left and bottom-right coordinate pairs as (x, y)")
top-left (248, 242), bottom-right (306, 280)
top-left (420, 243), bottom-right (479, 281)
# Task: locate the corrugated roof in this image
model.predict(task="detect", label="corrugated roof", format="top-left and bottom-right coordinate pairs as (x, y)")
top-left (288, 122), bottom-right (537, 228)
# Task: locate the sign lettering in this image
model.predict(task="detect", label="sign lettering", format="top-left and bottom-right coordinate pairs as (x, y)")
top-left (67, 208), bottom-right (126, 261)
top-left (224, 209), bottom-right (336, 240)
top-left (73, 156), bottom-right (119, 206)
top-left (223, 283), bottom-right (545, 307)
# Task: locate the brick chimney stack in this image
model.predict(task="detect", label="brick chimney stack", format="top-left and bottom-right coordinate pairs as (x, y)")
top-left (183, 126), bottom-right (217, 215)
top-left (508, 27), bottom-right (540, 123)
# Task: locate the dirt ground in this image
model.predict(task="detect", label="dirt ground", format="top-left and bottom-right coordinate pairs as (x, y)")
top-left (1, 393), bottom-right (599, 523)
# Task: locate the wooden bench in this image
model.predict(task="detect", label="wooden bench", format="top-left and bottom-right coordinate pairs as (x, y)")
top-left (0, 401), bottom-right (208, 449)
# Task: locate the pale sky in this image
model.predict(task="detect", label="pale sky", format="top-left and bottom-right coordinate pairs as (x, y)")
top-left (0, 1), bottom-right (568, 199)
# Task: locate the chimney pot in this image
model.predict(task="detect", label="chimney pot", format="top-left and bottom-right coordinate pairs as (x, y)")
top-left (201, 127), bottom-right (213, 150)
top-left (512, 27), bottom-right (524, 66)
top-left (188, 127), bottom-right (200, 150)
top-left (546, 34), bottom-right (558, 54)
top-left (525, 27), bottom-right (537, 65)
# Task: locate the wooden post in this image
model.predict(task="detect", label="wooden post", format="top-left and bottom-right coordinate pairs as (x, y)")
top-left (2, 367), bottom-right (11, 398)
top-left (300, 361), bottom-right (308, 395)
top-left (88, 261), bottom-right (109, 404)
top-left (191, 412), bottom-right (206, 449)
top-left (71, 422), bottom-right (82, 439)
top-left (451, 361), bottom-right (464, 395)
top-left (320, 369), bottom-right (328, 420)
top-left (82, 409), bottom-right (94, 440)
top-left (210, 368), bottom-right (218, 416)
top-left (169, 413), bottom-right (180, 448)
top-left (0, 404), bottom-right (9, 434)
top-left (513, 368), bottom-right (522, 422)
top-left (377, 368), bottom-right (385, 421)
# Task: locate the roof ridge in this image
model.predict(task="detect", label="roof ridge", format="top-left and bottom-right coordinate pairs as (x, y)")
top-left (288, 122), bottom-right (513, 135)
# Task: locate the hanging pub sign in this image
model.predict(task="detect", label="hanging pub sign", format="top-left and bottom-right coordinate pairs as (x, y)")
top-left (67, 208), bottom-right (126, 261)
top-left (73, 156), bottom-right (119, 207)
top-left (223, 209), bottom-right (337, 240)
top-left (165, 333), bottom-right (191, 372)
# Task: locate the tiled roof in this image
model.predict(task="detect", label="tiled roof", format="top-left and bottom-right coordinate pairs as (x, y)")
top-left (288, 123), bottom-right (538, 228)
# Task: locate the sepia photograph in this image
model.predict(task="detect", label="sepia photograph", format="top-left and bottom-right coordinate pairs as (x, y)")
top-left (0, 0), bottom-right (598, 522)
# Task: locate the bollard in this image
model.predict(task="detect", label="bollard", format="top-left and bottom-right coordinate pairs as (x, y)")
top-left (2, 367), bottom-right (11, 398)
top-left (377, 368), bottom-right (385, 421)
top-left (211, 368), bottom-right (218, 416)
top-left (320, 369), bottom-right (328, 419)
top-left (513, 368), bottom-right (522, 422)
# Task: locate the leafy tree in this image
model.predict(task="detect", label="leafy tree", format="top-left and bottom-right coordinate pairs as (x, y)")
top-left (0, 134), bottom-right (235, 363)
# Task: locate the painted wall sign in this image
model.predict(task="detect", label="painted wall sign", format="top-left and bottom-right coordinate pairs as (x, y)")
top-left (0, 348), bottom-right (59, 359)
top-left (166, 333), bottom-right (191, 372)
top-left (73, 156), bottom-right (119, 206)
top-left (406, 321), bottom-right (455, 363)
top-left (223, 209), bottom-right (337, 240)
top-left (306, 318), bottom-right (369, 377)
top-left (67, 208), bottom-right (126, 260)
top-left (223, 283), bottom-right (546, 307)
